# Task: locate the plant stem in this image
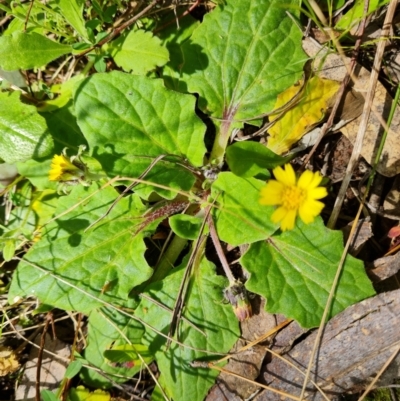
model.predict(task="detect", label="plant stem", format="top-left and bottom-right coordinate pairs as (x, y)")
top-left (150, 234), bottom-right (188, 282)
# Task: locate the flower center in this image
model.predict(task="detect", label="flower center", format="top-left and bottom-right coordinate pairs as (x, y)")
top-left (281, 186), bottom-right (306, 210)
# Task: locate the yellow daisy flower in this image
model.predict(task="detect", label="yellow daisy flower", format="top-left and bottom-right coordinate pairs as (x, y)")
top-left (259, 164), bottom-right (328, 231)
top-left (48, 154), bottom-right (82, 182)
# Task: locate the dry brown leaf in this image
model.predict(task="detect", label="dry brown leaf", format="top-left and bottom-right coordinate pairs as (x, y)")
top-left (303, 38), bottom-right (400, 177)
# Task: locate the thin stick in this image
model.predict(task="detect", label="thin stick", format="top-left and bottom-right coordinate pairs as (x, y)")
top-left (167, 205), bottom-right (213, 345)
top-left (207, 213), bottom-right (235, 283)
top-left (36, 313), bottom-right (52, 401)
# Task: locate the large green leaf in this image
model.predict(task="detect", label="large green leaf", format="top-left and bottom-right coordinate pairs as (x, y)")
top-left (136, 256), bottom-right (240, 401)
top-left (159, 14), bottom-right (200, 92)
top-left (181, 0), bottom-right (305, 159)
top-left (17, 101), bottom-right (87, 190)
top-left (8, 184), bottom-right (154, 312)
top-left (241, 218), bottom-right (376, 328)
top-left (74, 71), bottom-right (206, 199)
top-left (0, 32), bottom-right (71, 71)
top-left (80, 307), bottom-right (145, 387)
top-left (108, 30), bottom-right (169, 75)
top-left (0, 91), bottom-right (54, 163)
top-left (211, 172), bottom-right (278, 246)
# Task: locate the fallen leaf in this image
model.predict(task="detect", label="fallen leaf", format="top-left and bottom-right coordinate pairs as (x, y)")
top-left (267, 76), bottom-right (339, 155)
top-left (303, 37), bottom-right (400, 177)
top-left (0, 346), bottom-right (20, 376)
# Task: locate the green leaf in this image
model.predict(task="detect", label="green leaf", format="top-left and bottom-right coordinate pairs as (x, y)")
top-left (169, 214), bottom-right (207, 240)
top-left (103, 344), bottom-right (153, 367)
top-left (55, 0), bottom-right (89, 41)
top-left (74, 71), bottom-right (206, 199)
top-left (335, 0), bottom-right (390, 31)
top-left (8, 184), bottom-right (153, 312)
top-left (181, 0), bottom-right (305, 126)
top-left (136, 255), bottom-right (240, 401)
top-left (68, 386), bottom-right (110, 401)
top-left (108, 30), bottom-right (169, 74)
top-left (159, 14), bottom-right (200, 92)
top-left (241, 218), bottom-right (376, 328)
top-left (65, 360), bottom-right (83, 379)
top-left (0, 32), bottom-right (71, 71)
top-left (2, 240), bottom-right (15, 261)
top-left (0, 92), bottom-right (54, 163)
top-left (40, 390), bottom-right (58, 401)
top-left (211, 172), bottom-right (278, 246)
top-left (80, 307), bottom-right (144, 387)
top-left (226, 141), bottom-right (291, 178)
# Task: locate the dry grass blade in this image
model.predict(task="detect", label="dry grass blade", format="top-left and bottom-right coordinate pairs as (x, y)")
top-left (299, 2), bottom-right (399, 399)
top-left (328, 0), bottom-right (398, 229)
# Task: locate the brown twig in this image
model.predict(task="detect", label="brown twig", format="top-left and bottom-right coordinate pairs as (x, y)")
top-left (35, 312), bottom-right (53, 401)
top-left (24, 0), bottom-right (34, 32)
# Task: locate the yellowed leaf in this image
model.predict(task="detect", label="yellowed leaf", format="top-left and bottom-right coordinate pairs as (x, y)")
top-left (69, 386), bottom-right (111, 401)
top-left (267, 76), bottom-right (340, 155)
top-left (0, 346), bottom-right (20, 376)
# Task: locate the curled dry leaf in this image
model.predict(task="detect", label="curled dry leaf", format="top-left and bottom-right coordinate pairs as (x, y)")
top-left (303, 37), bottom-right (400, 177)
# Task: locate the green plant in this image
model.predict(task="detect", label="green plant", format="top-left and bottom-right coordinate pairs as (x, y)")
top-left (0, 0), bottom-right (375, 400)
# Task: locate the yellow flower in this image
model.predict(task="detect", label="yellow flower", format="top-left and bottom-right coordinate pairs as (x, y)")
top-left (260, 164), bottom-right (327, 231)
top-left (48, 154), bottom-right (82, 182)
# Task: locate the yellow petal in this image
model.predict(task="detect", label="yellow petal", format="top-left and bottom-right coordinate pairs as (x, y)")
top-left (280, 209), bottom-right (297, 231)
top-left (259, 181), bottom-right (284, 205)
top-left (308, 171), bottom-right (324, 189)
top-left (271, 206), bottom-right (288, 223)
top-left (273, 164), bottom-right (296, 186)
top-left (299, 199), bottom-right (325, 222)
top-left (308, 186), bottom-right (328, 200)
top-left (297, 170), bottom-right (314, 189)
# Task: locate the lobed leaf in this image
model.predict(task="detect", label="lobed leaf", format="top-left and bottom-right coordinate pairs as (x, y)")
top-left (241, 218), bottom-right (376, 328)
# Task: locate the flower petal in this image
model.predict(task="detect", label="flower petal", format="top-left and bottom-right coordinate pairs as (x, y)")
top-left (308, 186), bottom-right (328, 200)
top-left (271, 206), bottom-right (288, 224)
top-left (273, 164), bottom-right (296, 186)
top-left (297, 170), bottom-right (314, 189)
top-left (259, 181), bottom-right (284, 205)
top-left (280, 209), bottom-right (297, 231)
top-left (299, 200), bottom-right (325, 223)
